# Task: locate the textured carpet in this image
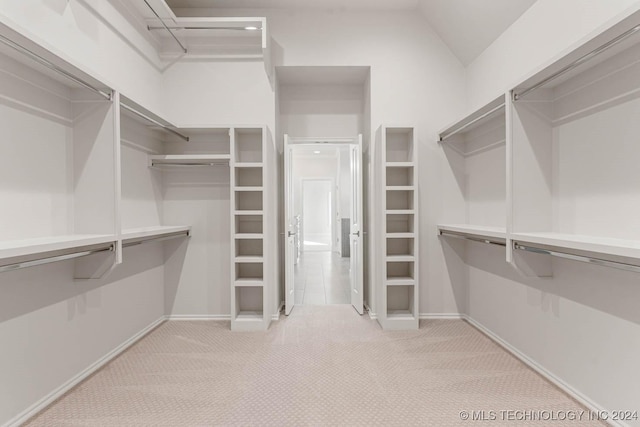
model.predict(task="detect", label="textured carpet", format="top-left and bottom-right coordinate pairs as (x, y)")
top-left (26, 305), bottom-right (604, 426)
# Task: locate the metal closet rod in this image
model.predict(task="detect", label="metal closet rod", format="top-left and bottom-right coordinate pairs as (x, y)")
top-left (0, 245), bottom-right (114, 274)
top-left (151, 161), bottom-right (229, 167)
top-left (121, 103), bottom-right (189, 142)
top-left (143, 0), bottom-right (188, 54)
top-left (147, 26), bottom-right (262, 31)
top-left (122, 231), bottom-right (190, 248)
top-left (439, 102), bottom-right (505, 142)
top-left (514, 243), bottom-right (640, 274)
top-left (439, 230), bottom-right (506, 247)
top-left (514, 23), bottom-right (640, 100)
top-left (0, 34), bottom-right (111, 101)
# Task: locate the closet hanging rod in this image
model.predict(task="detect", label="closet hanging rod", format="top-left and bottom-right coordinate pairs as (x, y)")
top-left (122, 231), bottom-right (190, 248)
top-left (513, 243), bottom-right (640, 274)
top-left (150, 161), bottom-right (229, 167)
top-left (147, 26), bottom-right (262, 31)
top-left (0, 245), bottom-right (114, 274)
top-left (439, 230), bottom-right (506, 247)
top-left (121, 103), bottom-right (189, 142)
top-left (0, 34), bottom-right (111, 101)
top-left (143, 0), bottom-right (188, 53)
top-left (439, 102), bottom-right (505, 142)
top-left (514, 23), bottom-right (640, 100)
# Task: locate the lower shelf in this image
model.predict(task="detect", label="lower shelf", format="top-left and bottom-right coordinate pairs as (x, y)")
top-left (235, 311), bottom-right (264, 321)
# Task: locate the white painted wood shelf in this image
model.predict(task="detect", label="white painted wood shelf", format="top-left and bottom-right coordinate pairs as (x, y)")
top-left (121, 226), bottom-right (191, 245)
top-left (438, 224), bottom-right (507, 241)
top-left (0, 235), bottom-right (116, 262)
top-left (149, 154), bottom-right (231, 166)
top-left (511, 232), bottom-right (640, 261)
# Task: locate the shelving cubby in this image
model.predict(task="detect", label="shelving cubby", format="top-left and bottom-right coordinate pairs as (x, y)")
top-left (376, 126), bottom-right (419, 330)
top-left (0, 26), bottom-right (118, 276)
top-left (437, 95), bottom-right (508, 244)
top-left (231, 126), bottom-right (271, 331)
top-left (510, 13), bottom-right (640, 269)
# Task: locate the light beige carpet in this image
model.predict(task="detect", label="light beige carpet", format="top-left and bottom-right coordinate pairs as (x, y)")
top-left (26, 305), bottom-right (604, 426)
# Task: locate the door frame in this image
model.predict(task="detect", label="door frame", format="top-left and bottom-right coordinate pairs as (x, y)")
top-left (284, 136), bottom-right (363, 315)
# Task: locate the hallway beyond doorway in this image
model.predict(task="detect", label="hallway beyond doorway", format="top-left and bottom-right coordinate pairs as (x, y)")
top-left (294, 252), bottom-right (350, 305)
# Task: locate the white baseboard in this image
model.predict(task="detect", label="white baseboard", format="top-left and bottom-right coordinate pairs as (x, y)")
top-left (165, 314), bottom-right (230, 321)
top-left (363, 302), bottom-right (377, 320)
top-left (272, 302), bottom-right (284, 321)
top-left (4, 317), bottom-right (166, 427)
top-left (419, 313), bottom-right (465, 320)
top-left (463, 315), bottom-right (626, 427)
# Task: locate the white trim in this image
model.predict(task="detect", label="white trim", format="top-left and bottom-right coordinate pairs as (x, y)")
top-left (4, 317), bottom-right (166, 427)
top-left (363, 302), bottom-right (377, 320)
top-left (165, 314), bottom-right (231, 321)
top-left (463, 315), bottom-right (627, 427)
top-left (419, 313), bottom-right (465, 320)
top-left (272, 302), bottom-right (284, 321)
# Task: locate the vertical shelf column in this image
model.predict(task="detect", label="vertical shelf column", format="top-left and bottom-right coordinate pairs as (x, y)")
top-left (378, 126), bottom-right (419, 330)
top-left (230, 127), bottom-right (270, 331)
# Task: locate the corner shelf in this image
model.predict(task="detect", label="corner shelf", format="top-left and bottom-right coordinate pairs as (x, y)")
top-left (121, 226), bottom-right (191, 246)
top-left (438, 224), bottom-right (507, 243)
top-left (149, 154), bottom-right (231, 166)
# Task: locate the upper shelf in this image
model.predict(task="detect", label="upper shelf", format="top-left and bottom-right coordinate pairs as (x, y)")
top-left (513, 9), bottom-right (640, 101)
top-left (149, 154), bottom-right (231, 166)
top-left (0, 235), bottom-right (116, 271)
top-left (438, 95), bottom-right (505, 143)
top-left (122, 226), bottom-right (191, 246)
top-left (438, 224), bottom-right (507, 243)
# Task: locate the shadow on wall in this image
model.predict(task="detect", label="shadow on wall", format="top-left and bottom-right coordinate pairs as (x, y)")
top-left (0, 243), bottom-right (171, 324)
top-left (440, 236), bottom-right (469, 314)
top-left (163, 238), bottom-right (189, 314)
top-left (444, 239), bottom-right (640, 327)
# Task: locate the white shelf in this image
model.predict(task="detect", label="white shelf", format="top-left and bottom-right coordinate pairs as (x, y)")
top-left (121, 226), bottom-right (191, 243)
top-left (235, 311), bottom-right (264, 320)
top-left (438, 224), bottom-right (507, 241)
top-left (387, 310), bottom-right (416, 319)
top-left (386, 277), bottom-right (415, 286)
top-left (386, 186), bottom-right (414, 191)
top-left (234, 210), bottom-right (264, 215)
top-left (150, 154), bottom-right (230, 165)
top-left (234, 162), bottom-right (263, 168)
top-left (234, 279), bottom-right (264, 287)
top-left (0, 234), bottom-right (115, 261)
top-left (385, 162), bottom-right (414, 168)
top-left (386, 233), bottom-right (415, 238)
top-left (234, 233), bottom-right (264, 239)
top-left (386, 255), bottom-right (415, 262)
top-left (235, 256), bottom-right (264, 263)
top-left (234, 186), bottom-right (263, 192)
top-left (386, 209), bottom-right (415, 215)
top-left (511, 232), bottom-right (640, 260)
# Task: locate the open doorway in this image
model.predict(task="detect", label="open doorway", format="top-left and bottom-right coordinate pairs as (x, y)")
top-left (284, 137), bottom-right (363, 314)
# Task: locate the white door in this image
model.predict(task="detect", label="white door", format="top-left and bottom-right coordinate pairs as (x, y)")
top-left (284, 135), bottom-right (296, 315)
top-left (350, 135), bottom-right (364, 314)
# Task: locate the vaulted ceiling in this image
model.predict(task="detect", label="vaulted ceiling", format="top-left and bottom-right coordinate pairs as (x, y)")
top-left (166, 0), bottom-right (537, 65)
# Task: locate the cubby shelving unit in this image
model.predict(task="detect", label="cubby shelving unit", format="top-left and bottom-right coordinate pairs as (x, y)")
top-left (437, 95), bottom-right (507, 245)
top-left (0, 25), bottom-right (118, 277)
top-left (377, 126), bottom-right (419, 330)
top-left (230, 127), bottom-right (271, 331)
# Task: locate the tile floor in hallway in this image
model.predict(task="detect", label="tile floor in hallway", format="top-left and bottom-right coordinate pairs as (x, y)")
top-left (294, 250), bottom-right (351, 304)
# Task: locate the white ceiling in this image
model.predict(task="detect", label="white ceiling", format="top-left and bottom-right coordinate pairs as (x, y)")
top-left (166, 0), bottom-right (538, 65)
